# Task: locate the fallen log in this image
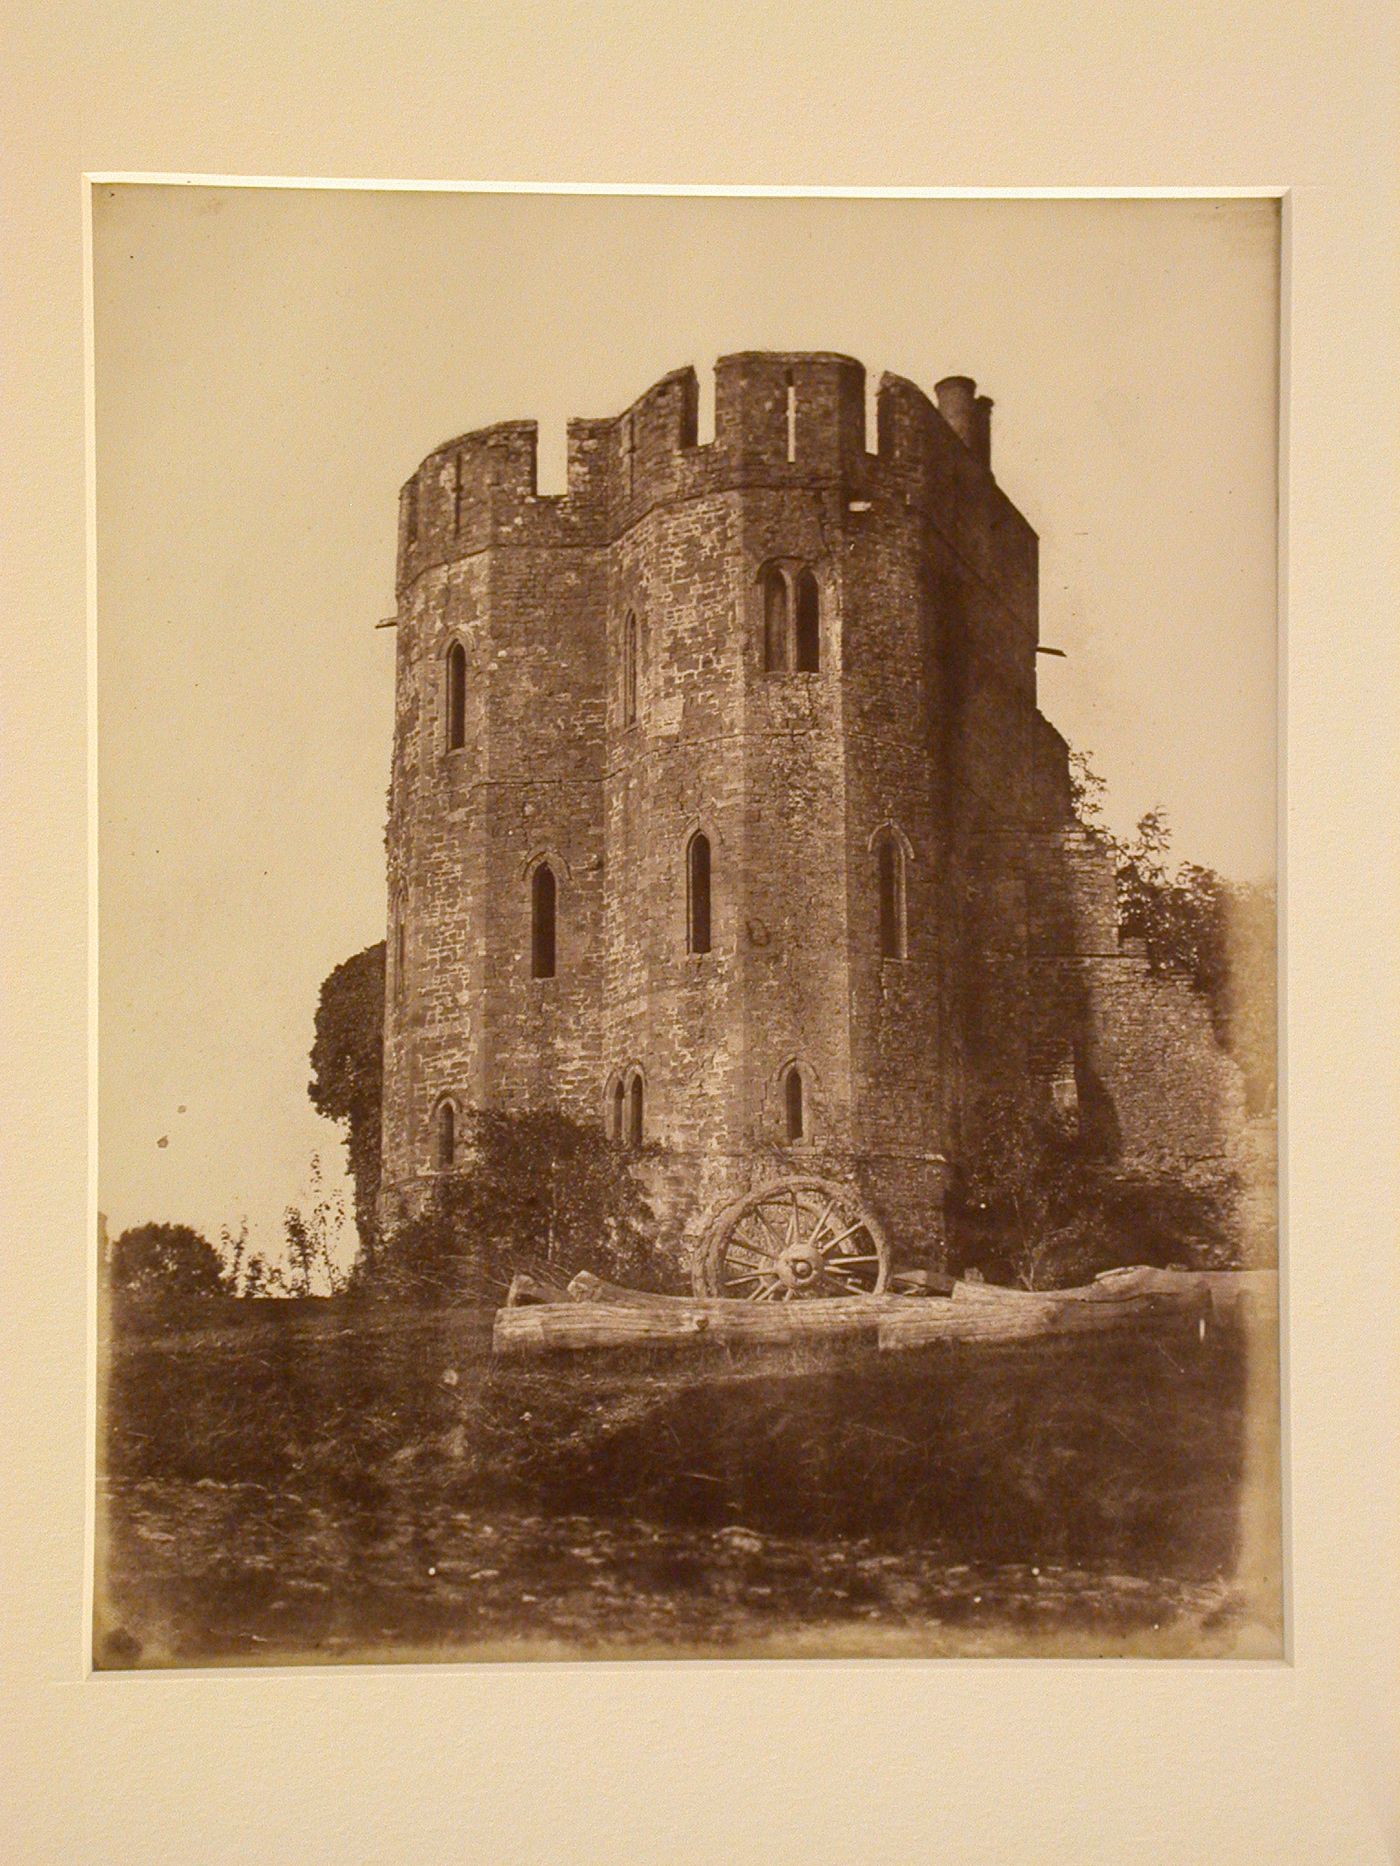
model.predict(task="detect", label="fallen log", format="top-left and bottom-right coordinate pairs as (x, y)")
top-left (493, 1293), bottom-right (914, 1356)
top-left (505, 1270), bottom-right (572, 1308)
top-left (879, 1285), bottom-right (1201, 1351)
top-left (889, 1267), bottom-right (957, 1296)
top-left (1087, 1265), bottom-right (1278, 1319)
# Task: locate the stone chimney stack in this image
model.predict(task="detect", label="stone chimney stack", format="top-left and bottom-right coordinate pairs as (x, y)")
top-left (934, 375), bottom-right (993, 470)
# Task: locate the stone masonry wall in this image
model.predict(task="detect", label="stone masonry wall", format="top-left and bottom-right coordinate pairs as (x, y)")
top-left (379, 352), bottom-right (1250, 1269)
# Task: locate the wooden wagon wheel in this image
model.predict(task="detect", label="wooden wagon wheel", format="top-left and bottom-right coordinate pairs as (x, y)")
top-left (692, 1176), bottom-right (891, 1300)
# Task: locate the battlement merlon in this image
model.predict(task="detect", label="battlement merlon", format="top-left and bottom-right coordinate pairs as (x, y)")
top-left (394, 355), bottom-right (1038, 610)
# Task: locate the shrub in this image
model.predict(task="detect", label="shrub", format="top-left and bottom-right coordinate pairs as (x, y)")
top-left (948, 1091), bottom-right (1241, 1287)
top-left (108, 1222), bottom-right (229, 1304)
top-left (366, 1107), bottom-right (659, 1303)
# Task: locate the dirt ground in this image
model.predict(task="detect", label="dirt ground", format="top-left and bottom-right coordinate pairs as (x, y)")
top-left (100, 1479), bottom-right (1262, 1665)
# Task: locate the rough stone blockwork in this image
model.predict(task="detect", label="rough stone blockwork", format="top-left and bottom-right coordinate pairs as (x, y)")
top-left (379, 354), bottom-right (1248, 1270)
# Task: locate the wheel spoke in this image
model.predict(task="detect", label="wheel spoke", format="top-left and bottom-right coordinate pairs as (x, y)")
top-left (818, 1219), bottom-right (869, 1256)
top-left (824, 1272), bottom-right (874, 1295)
top-left (728, 1231), bottom-right (776, 1264)
top-left (723, 1269), bottom-right (767, 1288)
top-left (752, 1205), bottom-right (787, 1253)
top-left (804, 1197), bottom-right (837, 1250)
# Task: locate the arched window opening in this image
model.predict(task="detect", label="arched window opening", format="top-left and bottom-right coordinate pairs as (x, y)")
top-left (762, 568), bottom-right (789, 672)
top-left (627, 1073), bottom-right (644, 1148)
top-left (794, 569), bottom-right (820, 672)
top-left (531, 864), bottom-right (557, 979)
top-left (877, 836), bottom-right (906, 960)
top-left (623, 610), bottom-right (639, 725)
top-left (436, 1100), bottom-right (456, 1170)
top-left (610, 1076), bottom-right (626, 1145)
top-left (446, 641), bottom-right (467, 751)
top-left (687, 832), bottom-right (712, 954)
top-left (784, 1067), bottom-right (805, 1143)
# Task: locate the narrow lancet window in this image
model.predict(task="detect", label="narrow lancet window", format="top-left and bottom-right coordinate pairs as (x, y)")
top-left (623, 610), bottom-right (639, 725)
top-left (611, 1077), bottom-right (626, 1145)
top-left (687, 832), bottom-right (712, 954)
top-left (794, 569), bottom-right (820, 671)
top-left (446, 642), bottom-right (467, 750)
top-left (436, 1100), bottom-right (456, 1170)
top-left (877, 836), bottom-right (906, 959)
top-left (762, 569), bottom-right (789, 672)
top-left (785, 1067), bottom-right (805, 1142)
top-left (628, 1074), bottom-right (644, 1147)
top-left (531, 863), bottom-right (557, 978)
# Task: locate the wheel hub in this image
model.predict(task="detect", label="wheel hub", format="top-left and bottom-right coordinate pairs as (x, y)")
top-left (776, 1239), bottom-right (824, 1293)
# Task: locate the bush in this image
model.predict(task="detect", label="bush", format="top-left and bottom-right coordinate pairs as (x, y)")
top-left (365, 1108), bottom-right (660, 1303)
top-left (108, 1222), bottom-right (229, 1304)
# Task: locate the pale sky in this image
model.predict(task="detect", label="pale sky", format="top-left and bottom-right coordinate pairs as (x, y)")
top-left (95, 187), bottom-right (1279, 1260)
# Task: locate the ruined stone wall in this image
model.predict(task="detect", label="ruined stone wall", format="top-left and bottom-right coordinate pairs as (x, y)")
top-left (1024, 816), bottom-right (1248, 1178)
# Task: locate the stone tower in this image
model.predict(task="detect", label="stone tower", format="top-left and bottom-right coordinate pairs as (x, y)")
top-left (378, 353), bottom-right (1244, 1266)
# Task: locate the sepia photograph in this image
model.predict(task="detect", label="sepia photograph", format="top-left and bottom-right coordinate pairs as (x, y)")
top-left (93, 184), bottom-right (1282, 1667)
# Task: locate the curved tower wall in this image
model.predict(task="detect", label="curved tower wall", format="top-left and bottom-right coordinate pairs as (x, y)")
top-left (380, 353), bottom-right (1044, 1259)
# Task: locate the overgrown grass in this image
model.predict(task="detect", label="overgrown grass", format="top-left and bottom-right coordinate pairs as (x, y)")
top-left (102, 1295), bottom-right (1267, 1577)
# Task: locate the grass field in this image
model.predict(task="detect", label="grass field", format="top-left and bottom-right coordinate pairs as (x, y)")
top-left (96, 1297), bottom-right (1283, 1665)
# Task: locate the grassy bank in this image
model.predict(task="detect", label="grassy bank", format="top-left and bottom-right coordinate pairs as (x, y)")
top-left (97, 1297), bottom-right (1281, 1664)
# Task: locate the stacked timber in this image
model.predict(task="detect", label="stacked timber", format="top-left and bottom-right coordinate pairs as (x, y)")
top-left (488, 1263), bottom-right (1270, 1357)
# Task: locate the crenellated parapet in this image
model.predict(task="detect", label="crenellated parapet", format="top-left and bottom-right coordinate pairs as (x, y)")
top-left (394, 353), bottom-right (1037, 607)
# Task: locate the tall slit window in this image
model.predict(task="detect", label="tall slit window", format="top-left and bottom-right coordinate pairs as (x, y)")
top-left (627, 1074), bottom-right (644, 1147)
top-left (436, 1099), bottom-right (456, 1170)
top-left (623, 610), bottom-right (639, 725)
top-left (794, 569), bottom-right (820, 671)
top-left (687, 832), bottom-right (712, 954)
top-left (531, 863), bottom-right (557, 978)
top-left (762, 569), bottom-right (789, 672)
top-left (785, 1067), bottom-right (805, 1142)
top-left (446, 642), bottom-right (467, 751)
top-left (610, 1077), bottom-right (626, 1145)
top-left (877, 836), bottom-right (906, 960)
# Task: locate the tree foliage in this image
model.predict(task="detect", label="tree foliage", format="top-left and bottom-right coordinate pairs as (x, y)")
top-left (370, 1108), bottom-right (660, 1302)
top-left (308, 941), bottom-right (385, 1260)
top-left (1069, 750), bottom-right (1276, 1112)
top-left (108, 1222), bottom-right (229, 1302)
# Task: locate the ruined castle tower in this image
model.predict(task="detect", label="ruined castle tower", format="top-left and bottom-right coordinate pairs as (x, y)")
top-left (378, 353), bottom-right (1244, 1264)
